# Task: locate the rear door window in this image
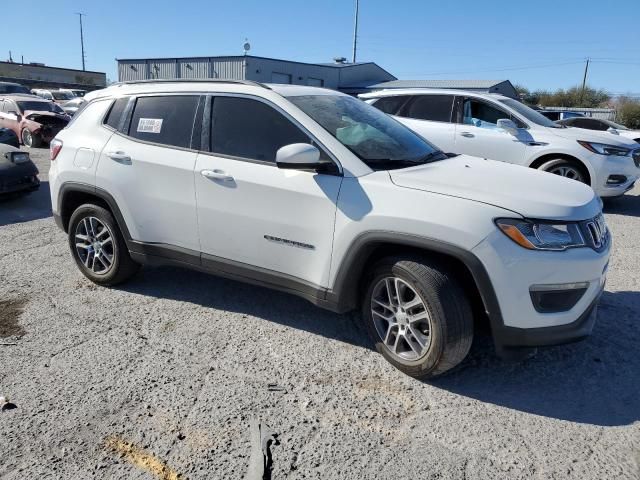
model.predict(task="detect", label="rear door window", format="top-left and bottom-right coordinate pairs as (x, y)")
top-left (128, 95), bottom-right (199, 148)
top-left (210, 96), bottom-right (310, 163)
top-left (400, 95), bottom-right (454, 122)
top-left (371, 95), bottom-right (410, 115)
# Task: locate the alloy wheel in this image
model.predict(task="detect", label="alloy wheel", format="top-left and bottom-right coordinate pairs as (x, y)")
top-left (548, 164), bottom-right (584, 182)
top-left (370, 276), bottom-right (433, 361)
top-left (22, 129), bottom-right (32, 148)
top-left (74, 217), bottom-right (115, 275)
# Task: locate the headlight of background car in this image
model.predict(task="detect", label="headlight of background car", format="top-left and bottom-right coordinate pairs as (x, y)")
top-left (496, 219), bottom-right (586, 251)
top-left (577, 141), bottom-right (630, 156)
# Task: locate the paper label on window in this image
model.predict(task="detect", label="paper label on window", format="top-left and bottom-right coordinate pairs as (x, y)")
top-left (137, 118), bottom-right (163, 133)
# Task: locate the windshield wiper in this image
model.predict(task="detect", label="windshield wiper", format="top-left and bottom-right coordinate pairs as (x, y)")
top-left (364, 151), bottom-right (449, 170)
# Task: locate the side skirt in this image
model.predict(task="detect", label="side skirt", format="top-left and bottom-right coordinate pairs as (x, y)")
top-left (128, 241), bottom-right (341, 312)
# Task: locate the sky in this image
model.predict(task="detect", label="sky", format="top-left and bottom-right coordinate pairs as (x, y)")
top-left (4, 0), bottom-right (639, 95)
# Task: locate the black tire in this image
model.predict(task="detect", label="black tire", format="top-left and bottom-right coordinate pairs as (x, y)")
top-left (68, 204), bottom-right (140, 286)
top-left (361, 256), bottom-right (473, 379)
top-left (21, 129), bottom-right (42, 148)
top-left (538, 158), bottom-right (589, 185)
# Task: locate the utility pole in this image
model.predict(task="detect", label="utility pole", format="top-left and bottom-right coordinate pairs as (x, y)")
top-left (76, 13), bottom-right (86, 71)
top-left (352, 0), bottom-right (359, 63)
top-left (580, 57), bottom-right (590, 104)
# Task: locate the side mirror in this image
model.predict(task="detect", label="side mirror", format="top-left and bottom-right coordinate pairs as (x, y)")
top-left (7, 111), bottom-right (21, 121)
top-left (607, 127), bottom-right (619, 135)
top-left (276, 143), bottom-right (333, 172)
top-left (497, 118), bottom-right (519, 135)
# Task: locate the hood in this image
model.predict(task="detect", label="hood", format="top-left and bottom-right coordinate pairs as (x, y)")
top-left (24, 110), bottom-right (66, 119)
top-left (389, 155), bottom-right (601, 221)
top-left (547, 125), bottom-right (639, 147)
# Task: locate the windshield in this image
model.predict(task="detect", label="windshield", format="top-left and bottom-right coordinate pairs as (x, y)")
top-left (0, 84), bottom-right (31, 94)
top-left (17, 101), bottom-right (65, 114)
top-left (287, 94), bottom-right (445, 169)
top-left (52, 91), bottom-right (74, 100)
top-left (498, 98), bottom-right (562, 128)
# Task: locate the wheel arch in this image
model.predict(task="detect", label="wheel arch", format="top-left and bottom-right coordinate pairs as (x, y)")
top-left (528, 153), bottom-right (592, 185)
top-left (327, 232), bottom-right (504, 339)
top-left (57, 182), bottom-right (131, 241)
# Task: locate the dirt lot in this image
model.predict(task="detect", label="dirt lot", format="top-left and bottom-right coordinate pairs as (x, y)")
top-left (1, 147), bottom-right (639, 479)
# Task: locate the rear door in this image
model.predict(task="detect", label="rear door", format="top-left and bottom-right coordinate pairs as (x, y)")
top-left (194, 95), bottom-right (342, 288)
top-left (95, 94), bottom-right (202, 253)
top-left (453, 97), bottom-right (527, 164)
top-left (392, 94), bottom-right (457, 153)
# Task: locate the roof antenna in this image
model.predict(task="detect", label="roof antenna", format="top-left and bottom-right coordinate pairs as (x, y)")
top-left (243, 39), bottom-right (251, 56)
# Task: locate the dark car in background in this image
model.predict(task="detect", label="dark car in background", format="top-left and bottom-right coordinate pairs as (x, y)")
top-left (0, 127), bottom-right (19, 148)
top-left (0, 94), bottom-right (70, 147)
top-left (0, 144), bottom-right (40, 196)
top-left (538, 110), bottom-right (584, 121)
top-left (0, 82), bottom-right (31, 95)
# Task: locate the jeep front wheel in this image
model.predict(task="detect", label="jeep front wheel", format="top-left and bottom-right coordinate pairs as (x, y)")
top-left (362, 257), bottom-right (473, 379)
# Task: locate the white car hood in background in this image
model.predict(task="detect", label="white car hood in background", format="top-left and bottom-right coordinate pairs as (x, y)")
top-left (547, 126), bottom-right (639, 147)
top-left (389, 155), bottom-right (601, 221)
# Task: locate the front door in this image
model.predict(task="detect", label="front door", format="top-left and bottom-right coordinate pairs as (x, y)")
top-left (194, 95), bottom-right (342, 288)
top-left (454, 97), bottom-right (528, 164)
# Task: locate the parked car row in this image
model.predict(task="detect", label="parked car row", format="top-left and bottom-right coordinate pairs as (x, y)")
top-left (361, 89), bottom-right (640, 197)
top-left (0, 94), bottom-right (70, 147)
top-left (47, 80), bottom-right (616, 379)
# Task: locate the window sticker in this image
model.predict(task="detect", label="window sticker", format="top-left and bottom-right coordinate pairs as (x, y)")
top-left (137, 118), bottom-right (163, 133)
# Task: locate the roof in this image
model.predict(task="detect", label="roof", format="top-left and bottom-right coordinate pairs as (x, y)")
top-left (0, 61), bottom-right (105, 76)
top-left (0, 93), bottom-right (46, 101)
top-left (365, 79), bottom-right (511, 89)
top-left (359, 88), bottom-right (511, 101)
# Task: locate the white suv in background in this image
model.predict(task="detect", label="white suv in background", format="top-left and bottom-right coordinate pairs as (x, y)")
top-left (361, 89), bottom-right (640, 197)
top-left (50, 80), bottom-right (610, 378)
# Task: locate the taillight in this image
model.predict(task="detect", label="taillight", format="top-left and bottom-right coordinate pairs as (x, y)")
top-left (50, 139), bottom-right (63, 161)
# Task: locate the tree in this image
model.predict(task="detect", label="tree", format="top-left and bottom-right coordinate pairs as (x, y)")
top-left (514, 85), bottom-right (610, 108)
top-left (616, 97), bottom-right (640, 129)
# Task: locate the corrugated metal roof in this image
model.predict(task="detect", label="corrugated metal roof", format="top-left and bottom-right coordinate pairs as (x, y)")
top-left (366, 79), bottom-right (508, 89)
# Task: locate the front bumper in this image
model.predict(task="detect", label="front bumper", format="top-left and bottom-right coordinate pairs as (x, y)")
top-left (472, 228), bottom-right (609, 350)
top-left (591, 151), bottom-right (640, 197)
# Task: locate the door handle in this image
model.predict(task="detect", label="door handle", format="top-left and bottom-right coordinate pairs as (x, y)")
top-left (201, 169), bottom-right (234, 182)
top-left (459, 132), bottom-right (474, 138)
top-left (107, 151), bottom-right (131, 163)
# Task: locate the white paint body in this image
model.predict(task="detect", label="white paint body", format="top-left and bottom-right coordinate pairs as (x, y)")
top-left (50, 82), bottom-right (609, 335)
top-left (361, 89), bottom-right (640, 197)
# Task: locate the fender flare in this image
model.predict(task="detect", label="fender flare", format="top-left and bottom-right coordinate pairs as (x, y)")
top-left (326, 231), bottom-right (508, 348)
top-left (57, 182), bottom-right (133, 240)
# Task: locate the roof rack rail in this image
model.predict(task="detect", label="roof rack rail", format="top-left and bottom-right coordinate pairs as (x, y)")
top-left (111, 78), bottom-right (271, 89)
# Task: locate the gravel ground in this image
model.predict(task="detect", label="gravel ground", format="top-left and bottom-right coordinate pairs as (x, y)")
top-left (1, 147), bottom-right (639, 479)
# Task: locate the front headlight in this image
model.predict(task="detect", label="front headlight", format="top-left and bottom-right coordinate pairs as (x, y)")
top-left (496, 218), bottom-right (586, 251)
top-left (578, 141), bottom-right (631, 156)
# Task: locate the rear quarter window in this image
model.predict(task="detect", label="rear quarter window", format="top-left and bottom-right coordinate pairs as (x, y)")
top-left (103, 97), bottom-right (129, 130)
top-left (371, 95), bottom-right (410, 115)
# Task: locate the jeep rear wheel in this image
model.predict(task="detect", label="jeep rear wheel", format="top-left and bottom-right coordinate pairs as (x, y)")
top-left (68, 204), bottom-right (140, 286)
top-left (362, 257), bottom-right (473, 379)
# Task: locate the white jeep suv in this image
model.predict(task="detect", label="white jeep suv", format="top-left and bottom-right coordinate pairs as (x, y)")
top-left (49, 80), bottom-right (610, 378)
top-left (361, 89), bottom-right (640, 197)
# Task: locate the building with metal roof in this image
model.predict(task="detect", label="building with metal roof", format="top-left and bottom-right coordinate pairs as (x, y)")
top-left (116, 55), bottom-right (396, 94)
top-left (0, 61), bottom-right (106, 91)
top-left (363, 79), bottom-right (519, 98)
